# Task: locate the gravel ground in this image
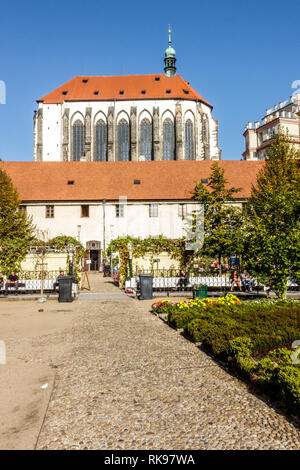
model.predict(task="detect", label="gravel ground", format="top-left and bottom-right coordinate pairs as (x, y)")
top-left (36, 297), bottom-right (300, 450)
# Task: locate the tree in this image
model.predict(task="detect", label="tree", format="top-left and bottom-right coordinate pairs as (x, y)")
top-left (106, 235), bottom-right (194, 287)
top-left (193, 162), bottom-right (243, 274)
top-left (243, 131), bottom-right (300, 298)
top-left (49, 235), bottom-right (85, 279)
top-left (0, 169), bottom-right (34, 272)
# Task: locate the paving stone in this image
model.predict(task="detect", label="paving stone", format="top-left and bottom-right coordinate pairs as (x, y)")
top-left (35, 294), bottom-right (300, 450)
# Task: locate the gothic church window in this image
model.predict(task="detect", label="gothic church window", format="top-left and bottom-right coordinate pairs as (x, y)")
top-left (118, 119), bottom-right (129, 161)
top-left (139, 118), bottom-right (152, 161)
top-left (163, 118), bottom-right (174, 160)
top-left (185, 119), bottom-right (194, 160)
top-left (72, 120), bottom-right (84, 161)
top-left (95, 119), bottom-right (107, 161)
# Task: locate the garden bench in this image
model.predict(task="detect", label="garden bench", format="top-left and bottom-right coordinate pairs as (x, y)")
top-left (125, 276), bottom-right (275, 295)
top-left (125, 276), bottom-right (233, 292)
top-left (0, 279), bottom-right (78, 296)
top-left (125, 277), bottom-right (299, 295)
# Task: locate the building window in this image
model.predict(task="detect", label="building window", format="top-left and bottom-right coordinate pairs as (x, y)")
top-left (185, 119), bottom-right (194, 160)
top-left (139, 118), bottom-right (152, 160)
top-left (117, 119), bottom-right (129, 161)
top-left (115, 204), bottom-right (124, 217)
top-left (81, 205), bottom-right (89, 217)
top-left (163, 118), bottom-right (174, 160)
top-left (46, 205), bottom-right (54, 218)
top-left (149, 204), bottom-right (158, 217)
top-left (95, 120), bottom-right (107, 161)
top-left (72, 120), bottom-right (84, 161)
top-left (178, 204), bottom-right (187, 218)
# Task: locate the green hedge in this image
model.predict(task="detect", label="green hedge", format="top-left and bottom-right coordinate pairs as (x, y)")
top-left (158, 298), bottom-right (300, 417)
top-left (183, 306), bottom-right (300, 358)
top-left (229, 338), bottom-right (300, 416)
top-left (167, 303), bottom-right (239, 329)
top-left (164, 301), bottom-right (300, 416)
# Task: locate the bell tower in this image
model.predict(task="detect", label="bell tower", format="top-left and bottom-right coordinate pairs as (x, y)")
top-left (164, 25), bottom-right (176, 77)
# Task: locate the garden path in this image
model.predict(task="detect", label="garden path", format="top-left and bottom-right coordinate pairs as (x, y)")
top-left (36, 297), bottom-right (300, 450)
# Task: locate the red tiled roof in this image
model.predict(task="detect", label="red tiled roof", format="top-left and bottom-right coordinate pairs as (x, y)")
top-left (37, 74), bottom-right (212, 107)
top-left (0, 161), bottom-right (264, 202)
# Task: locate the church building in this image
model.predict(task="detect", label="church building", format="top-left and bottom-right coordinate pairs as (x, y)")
top-left (2, 28), bottom-right (264, 271)
top-left (34, 29), bottom-right (221, 162)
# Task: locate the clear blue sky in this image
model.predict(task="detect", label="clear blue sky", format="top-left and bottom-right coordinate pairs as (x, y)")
top-left (1, 0), bottom-right (299, 161)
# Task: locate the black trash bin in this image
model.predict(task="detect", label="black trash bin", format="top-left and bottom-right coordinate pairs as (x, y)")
top-left (139, 274), bottom-right (153, 300)
top-left (58, 276), bottom-right (74, 303)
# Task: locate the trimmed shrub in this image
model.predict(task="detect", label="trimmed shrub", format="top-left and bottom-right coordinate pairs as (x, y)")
top-left (154, 297), bottom-right (300, 417)
top-left (277, 365), bottom-right (300, 414)
top-left (168, 308), bottom-right (198, 329)
top-left (229, 339), bottom-right (300, 416)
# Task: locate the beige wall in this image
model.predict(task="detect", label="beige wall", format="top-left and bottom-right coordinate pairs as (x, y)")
top-left (21, 252), bottom-right (68, 272)
top-left (133, 252), bottom-right (180, 272)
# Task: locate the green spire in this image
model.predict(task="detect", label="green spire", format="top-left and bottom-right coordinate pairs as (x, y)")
top-left (164, 25), bottom-right (176, 77)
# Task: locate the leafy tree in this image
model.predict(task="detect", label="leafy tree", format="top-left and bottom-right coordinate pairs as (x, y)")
top-left (193, 162), bottom-right (243, 273)
top-left (243, 131), bottom-right (300, 298)
top-left (49, 235), bottom-right (85, 278)
top-left (49, 235), bottom-right (84, 253)
top-left (0, 169), bottom-right (34, 272)
top-left (106, 235), bottom-right (195, 287)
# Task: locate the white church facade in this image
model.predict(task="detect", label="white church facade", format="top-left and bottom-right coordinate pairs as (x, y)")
top-left (34, 31), bottom-right (221, 163)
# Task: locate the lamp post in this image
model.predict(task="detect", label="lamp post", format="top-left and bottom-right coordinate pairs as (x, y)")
top-left (68, 243), bottom-right (75, 276)
top-left (77, 225), bottom-right (81, 242)
top-left (110, 224), bottom-right (114, 274)
top-left (102, 199), bottom-right (106, 271)
top-left (128, 242), bottom-right (133, 278)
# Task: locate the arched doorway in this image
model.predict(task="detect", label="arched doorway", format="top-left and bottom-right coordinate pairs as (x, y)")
top-left (86, 241), bottom-right (101, 271)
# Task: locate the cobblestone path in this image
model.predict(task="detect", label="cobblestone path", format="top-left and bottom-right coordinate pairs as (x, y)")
top-left (37, 298), bottom-right (300, 450)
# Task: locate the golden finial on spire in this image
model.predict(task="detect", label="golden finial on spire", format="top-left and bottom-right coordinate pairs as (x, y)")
top-left (168, 24), bottom-right (171, 45)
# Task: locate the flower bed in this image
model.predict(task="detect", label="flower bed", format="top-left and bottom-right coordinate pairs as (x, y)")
top-left (151, 296), bottom-right (300, 417)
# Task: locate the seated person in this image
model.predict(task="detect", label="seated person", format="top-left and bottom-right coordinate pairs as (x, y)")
top-left (6, 271), bottom-right (19, 294)
top-left (211, 261), bottom-right (218, 272)
top-left (240, 270), bottom-right (253, 292)
top-left (230, 270), bottom-right (242, 292)
top-left (177, 270), bottom-right (189, 291)
top-left (53, 270), bottom-right (65, 291)
top-left (0, 272), bottom-right (5, 290)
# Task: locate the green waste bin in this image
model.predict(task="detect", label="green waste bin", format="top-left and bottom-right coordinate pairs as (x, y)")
top-left (193, 285), bottom-right (208, 299)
